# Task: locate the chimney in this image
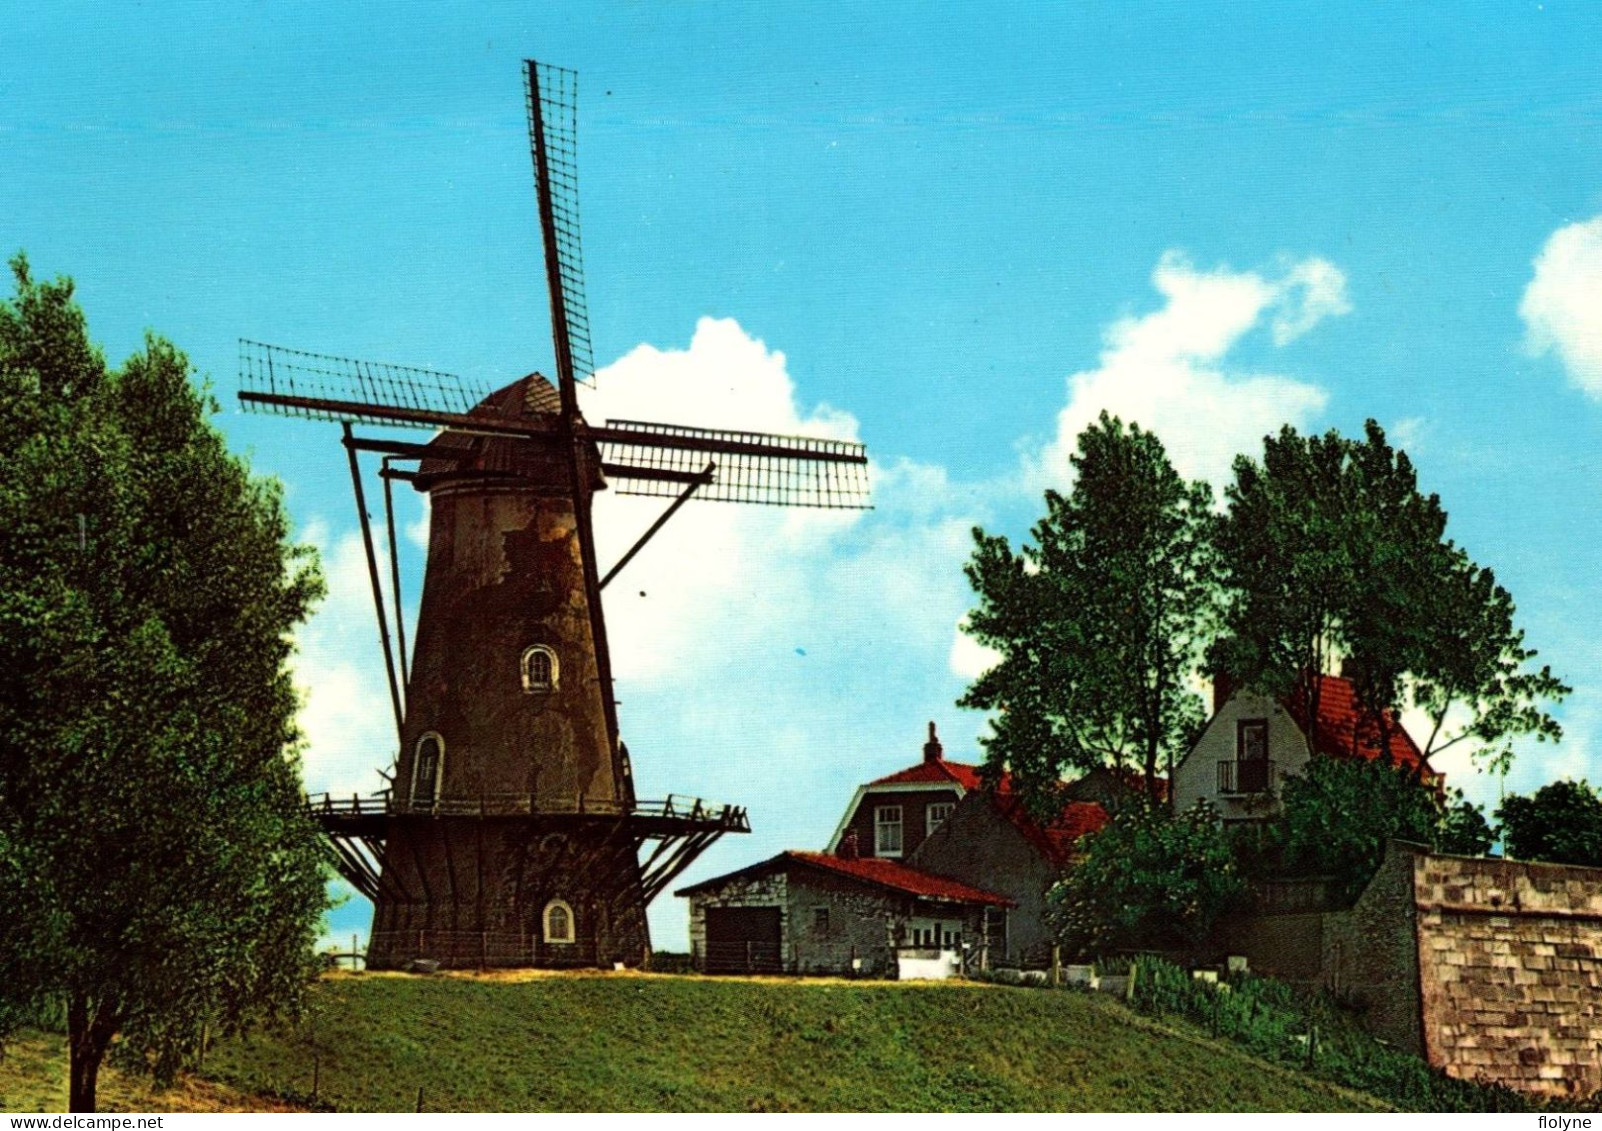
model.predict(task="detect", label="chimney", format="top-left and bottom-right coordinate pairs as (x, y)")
top-left (1212, 671), bottom-right (1236, 714)
top-left (923, 720), bottom-right (944, 764)
top-left (837, 829), bottom-right (859, 860)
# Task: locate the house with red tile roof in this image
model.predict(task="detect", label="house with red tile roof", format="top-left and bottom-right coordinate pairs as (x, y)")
top-left (823, 722), bottom-right (985, 862)
top-left (680, 722), bottom-right (1119, 973)
top-left (676, 850), bottom-right (1012, 976)
top-left (1171, 673), bottom-right (1436, 822)
top-left (908, 787), bottom-right (1110, 964)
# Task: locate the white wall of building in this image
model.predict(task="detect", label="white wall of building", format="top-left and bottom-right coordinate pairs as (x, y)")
top-left (1171, 690), bottom-right (1312, 820)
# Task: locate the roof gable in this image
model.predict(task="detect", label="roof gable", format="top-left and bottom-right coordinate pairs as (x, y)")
top-left (1283, 674), bottom-right (1429, 772)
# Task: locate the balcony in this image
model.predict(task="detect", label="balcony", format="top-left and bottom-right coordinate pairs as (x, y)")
top-left (1217, 759), bottom-right (1275, 795)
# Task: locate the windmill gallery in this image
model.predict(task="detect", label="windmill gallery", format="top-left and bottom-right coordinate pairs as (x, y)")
top-left (242, 61), bottom-right (872, 970)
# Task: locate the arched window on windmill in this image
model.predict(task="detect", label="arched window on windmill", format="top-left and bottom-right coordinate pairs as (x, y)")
top-left (521, 645), bottom-right (559, 693)
top-left (412, 732), bottom-right (444, 808)
top-left (543, 899), bottom-right (576, 945)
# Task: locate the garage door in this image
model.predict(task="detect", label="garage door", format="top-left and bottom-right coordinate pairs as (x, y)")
top-left (704, 906), bottom-right (783, 974)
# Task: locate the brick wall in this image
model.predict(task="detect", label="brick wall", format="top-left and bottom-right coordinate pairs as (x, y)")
top-left (1412, 851), bottom-right (1602, 1099)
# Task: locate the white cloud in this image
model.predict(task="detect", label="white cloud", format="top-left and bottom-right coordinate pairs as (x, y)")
top-left (1271, 256), bottom-right (1353, 346)
top-left (948, 617), bottom-right (1002, 681)
top-left (292, 520), bottom-right (404, 799)
top-left (1521, 215), bottom-right (1602, 397)
top-left (1390, 415), bottom-right (1428, 454)
top-left (1028, 251), bottom-right (1339, 491)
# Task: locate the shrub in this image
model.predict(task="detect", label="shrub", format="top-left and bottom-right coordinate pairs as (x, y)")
top-left (1128, 957), bottom-right (1543, 1112)
top-left (1049, 802), bottom-right (1245, 959)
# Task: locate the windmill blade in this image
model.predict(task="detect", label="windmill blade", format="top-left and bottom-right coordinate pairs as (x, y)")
top-left (525, 60), bottom-right (596, 396)
top-left (238, 340), bottom-right (494, 429)
top-left (597, 419), bottom-right (872, 509)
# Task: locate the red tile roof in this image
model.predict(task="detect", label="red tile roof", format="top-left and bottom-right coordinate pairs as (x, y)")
top-left (1282, 674), bottom-right (1429, 773)
top-left (865, 753), bottom-right (1112, 867)
top-left (867, 759), bottom-right (987, 790)
top-left (992, 792), bottom-right (1111, 868)
top-left (785, 852), bottom-right (1015, 906)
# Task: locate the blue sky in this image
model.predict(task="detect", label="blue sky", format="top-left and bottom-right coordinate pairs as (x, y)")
top-left (6, 3), bottom-right (1602, 950)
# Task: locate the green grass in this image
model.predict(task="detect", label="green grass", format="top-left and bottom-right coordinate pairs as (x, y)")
top-left (187, 971), bottom-right (1384, 1112)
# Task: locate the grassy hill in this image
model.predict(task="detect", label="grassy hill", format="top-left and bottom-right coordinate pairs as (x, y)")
top-left (4, 971), bottom-right (1388, 1113)
top-left (219, 972), bottom-right (1385, 1112)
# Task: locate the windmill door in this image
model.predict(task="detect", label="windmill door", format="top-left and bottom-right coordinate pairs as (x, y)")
top-left (704, 907), bottom-right (782, 974)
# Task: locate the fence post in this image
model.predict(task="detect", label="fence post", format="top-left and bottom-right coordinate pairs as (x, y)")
top-left (416, 1086), bottom-right (425, 1112)
top-left (746, 940), bottom-right (754, 972)
top-left (1050, 945), bottom-right (1061, 987)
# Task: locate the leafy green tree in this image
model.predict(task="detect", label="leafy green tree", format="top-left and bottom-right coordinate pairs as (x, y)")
top-left (1271, 756), bottom-right (1493, 900)
top-left (0, 256), bottom-right (328, 1112)
top-left (1048, 803), bottom-right (1244, 958)
top-left (1214, 421), bottom-right (1567, 776)
top-left (960, 413), bottom-right (1215, 812)
top-left (1495, 780), bottom-right (1602, 867)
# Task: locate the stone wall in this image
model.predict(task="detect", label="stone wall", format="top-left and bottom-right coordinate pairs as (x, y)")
top-left (1322, 842), bottom-right (1423, 1055)
top-left (1412, 851), bottom-right (1602, 1099)
top-left (686, 871), bottom-right (789, 968)
top-left (786, 870), bottom-right (905, 977)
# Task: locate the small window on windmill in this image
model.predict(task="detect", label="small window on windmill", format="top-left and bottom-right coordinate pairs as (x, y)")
top-left (813, 906), bottom-right (830, 935)
top-left (544, 899), bottom-right (576, 944)
top-left (522, 645), bottom-right (559, 693)
top-left (412, 733), bottom-right (444, 807)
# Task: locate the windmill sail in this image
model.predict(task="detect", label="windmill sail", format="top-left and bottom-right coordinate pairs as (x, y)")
top-left (525, 60), bottom-right (596, 393)
top-left (599, 419), bottom-right (871, 509)
top-left (238, 340), bottom-right (493, 427)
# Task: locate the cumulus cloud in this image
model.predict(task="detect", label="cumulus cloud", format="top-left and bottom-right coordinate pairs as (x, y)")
top-left (292, 520), bottom-right (405, 799)
top-left (1028, 252), bottom-right (1340, 491)
top-left (1521, 215), bottom-right (1602, 397)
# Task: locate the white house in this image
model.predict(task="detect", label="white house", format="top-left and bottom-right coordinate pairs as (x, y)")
top-left (1172, 673), bottom-right (1433, 822)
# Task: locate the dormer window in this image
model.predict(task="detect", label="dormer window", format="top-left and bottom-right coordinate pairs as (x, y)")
top-left (522, 645), bottom-right (559, 693)
top-left (412, 732), bottom-right (444, 807)
top-left (875, 805), bottom-right (903, 857)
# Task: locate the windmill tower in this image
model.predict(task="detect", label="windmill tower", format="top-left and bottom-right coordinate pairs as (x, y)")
top-left (240, 61), bottom-right (871, 969)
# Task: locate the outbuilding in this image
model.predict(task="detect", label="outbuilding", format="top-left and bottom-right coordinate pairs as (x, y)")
top-left (677, 850), bottom-right (1012, 977)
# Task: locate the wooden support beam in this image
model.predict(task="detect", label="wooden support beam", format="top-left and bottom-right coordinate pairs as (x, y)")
top-left (381, 457), bottom-right (410, 691)
top-left (599, 463), bottom-right (714, 591)
top-left (343, 425), bottom-right (405, 743)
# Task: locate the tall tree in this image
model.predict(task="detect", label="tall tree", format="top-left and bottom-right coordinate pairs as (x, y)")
top-left (1496, 780), bottom-right (1602, 867)
top-left (1213, 421), bottom-right (1567, 775)
top-left (960, 412), bottom-right (1215, 813)
top-left (0, 256), bottom-right (328, 1112)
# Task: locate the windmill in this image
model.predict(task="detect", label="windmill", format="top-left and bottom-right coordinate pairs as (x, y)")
top-left (240, 61), bottom-right (871, 970)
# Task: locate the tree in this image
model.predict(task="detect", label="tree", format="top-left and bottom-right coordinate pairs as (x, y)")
top-left (960, 413), bottom-right (1215, 813)
top-left (1048, 803), bottom-right (1244, 958)
top-left (1214, 421), bottom-right (1567, 776)
top-left (0, 256), bottom-right (328, 1111)
top-left (1272, 755), bottom-right (1493, 901)
top-left (1495, 780), bottom-right (1602, 867)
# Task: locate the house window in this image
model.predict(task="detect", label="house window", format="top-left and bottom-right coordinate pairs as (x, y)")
top-left (521, 645), bottom-right (559, 693)
top-left (1238, 719), bottom-right (1268, 762)
top-left (875, 805), bottom-right (903, 856)
top-left (412, 732), bottom-right (444, 806)
top-left (813, 907), bottom-right (830, 934)
top-left (543, 899), bottom-right (575, 944)
top-left (927, 801), bottom-right (954, 835)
